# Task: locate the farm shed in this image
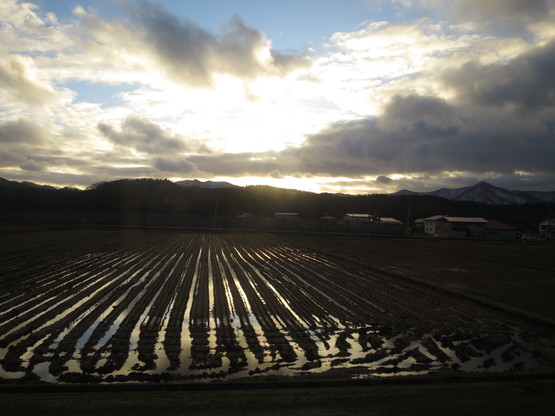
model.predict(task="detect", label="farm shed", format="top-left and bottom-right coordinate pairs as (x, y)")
top-left (424, 215), bottom-right (488, 238)
top-left (344, 213), bottom-right (371, 222)
top-left (369, 217), bottom-right (404, 235)
top-left (273, 212), bottom-right (300, 228)
top-left (414, 218), bottom-right (425, 233)
top-left (343, 213), bottom-right (371, 231)
top-left (486, 220), bottom-right (519, 240)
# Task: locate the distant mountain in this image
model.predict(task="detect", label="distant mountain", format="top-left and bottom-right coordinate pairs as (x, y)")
top-left (0, 177), bottom-right (58, 191)
top-left (174, 179), bottom-right (238, 189)
top-left (393, 181), bottom-right (555, 205)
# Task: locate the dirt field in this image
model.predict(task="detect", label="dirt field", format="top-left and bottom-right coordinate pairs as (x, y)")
top-left (1, 226), bottom-right (554, 383)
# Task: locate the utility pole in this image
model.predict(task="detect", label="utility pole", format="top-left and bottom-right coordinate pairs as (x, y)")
top-left (406, 205), bottom-right (411, 234)
top-left (212, 195), bottom-right (218, 231)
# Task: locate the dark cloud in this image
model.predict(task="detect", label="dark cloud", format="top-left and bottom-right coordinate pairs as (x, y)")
top-left (443, 39), bottom-right (555, 111)
top-left (128, 1), bottom-right (217, 87)
top-left (271, 50), bottom-right (312, 74)
top-left (376, 175), bottom-right (393, 184)
top-left (265, 85), bottom-right (555, 181)
top-left (0, 149), bottom-right (43, 172)
top-left (421, 0), bottom-right (553, 37)
top-left (0, 118), bottom-right (48, 172)
top-left (0, 117), bottom-right (45, 144)
top-left (122, 2), bottom-right (309, 87)
top-left (153, 156), bottom-right (197, 174)
top-left (378, 95), bottom-right (459, 133)
top-left (98, 116), bottom-right (187, 155)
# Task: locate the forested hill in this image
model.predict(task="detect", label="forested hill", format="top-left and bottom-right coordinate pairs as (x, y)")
top-left (0, 178), bottom-right (551, 228)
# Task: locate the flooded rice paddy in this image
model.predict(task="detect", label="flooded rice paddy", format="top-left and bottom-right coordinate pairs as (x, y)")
top-left (0, 230), bottom-right (545, 383)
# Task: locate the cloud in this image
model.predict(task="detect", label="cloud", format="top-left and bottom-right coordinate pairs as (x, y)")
top-left (2, 0), bottom-right (555, 194)
top-left (98, 116), bottom-right (191, 155)
top-left (0, 56), bottom-right (56, 107)
top-left (0, 0), bottom-right (72, 54)
top-left (188, 153), bottom-right (281, 176)
top-left (0, 117), bottom-right (48, 171)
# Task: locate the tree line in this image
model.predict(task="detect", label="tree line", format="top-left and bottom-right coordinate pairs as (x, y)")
top-left (0, 178), bottom-right (550, 229)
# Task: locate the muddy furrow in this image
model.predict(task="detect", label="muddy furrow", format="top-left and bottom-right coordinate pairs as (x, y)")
top-left (78, 235), bottom-right (181, 372)
top-left (0, 251), bottom-right (141, 349)
top-left (136, 249), bottom-right (188, 370)
top-left (222, 237), bottom-right (302, 364)
top-left (163, 235), bottom-right (202, 371)
top-left (214, 242), bottom-right (268, 364)
top-left (220, 236), bottom-right (295, 363)
top-left (243, 242), bottom-right (343, 329)
top-left (211, 246), bottom-right (249, 372)
top-left (272, 243), bottom-right (514, 332)
top-left (0, 238), bottom-right (170, 373)
top-left (0, 252), bottom-right (126, 333)
top-left (187, 236), bottom-right (215, 370)
top-left (91, 236), bottom-right (185, 374)
top-left (231, 242), bottom-right (328, 365)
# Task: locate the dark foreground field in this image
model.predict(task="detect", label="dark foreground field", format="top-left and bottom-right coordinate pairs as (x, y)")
top-left (3, 378), bottom-right (555, 416)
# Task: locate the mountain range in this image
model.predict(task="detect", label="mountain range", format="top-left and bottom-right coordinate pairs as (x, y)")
top-left (1, 177), bottom-right (554, 206)
top-left (393, 181), bottom-right (555, 205)
top-left (0, 177), bottom-right (58, 191)
top-left (174, 179), bottom-right (238, 189)
top-left (175, 178), bottom-right (555, 205)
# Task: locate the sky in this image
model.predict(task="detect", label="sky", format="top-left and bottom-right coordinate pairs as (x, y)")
top-left (2, 0), bottom-right (555, 194)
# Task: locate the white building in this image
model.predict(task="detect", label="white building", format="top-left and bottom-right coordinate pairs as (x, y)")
top-left (539, 218), bottom-right (555, 239)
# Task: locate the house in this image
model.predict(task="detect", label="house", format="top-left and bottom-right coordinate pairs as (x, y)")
top-left (424, 215), bottom-right (446, 235)
top-left (424, 215), bottom-right (488, 238)
top-left (539, 218), bottom-right (555, 239)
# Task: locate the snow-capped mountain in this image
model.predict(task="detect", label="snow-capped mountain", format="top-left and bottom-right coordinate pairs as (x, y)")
top-left (174, 179), bottom-right (238, 189)
top-left (393, 181), bottom-right (555, 205)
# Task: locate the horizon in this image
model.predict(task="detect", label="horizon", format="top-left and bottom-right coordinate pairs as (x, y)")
top-left (2, 1), bottom-right (555, 194)
top-left (3, 175), bottom-right (555, 196)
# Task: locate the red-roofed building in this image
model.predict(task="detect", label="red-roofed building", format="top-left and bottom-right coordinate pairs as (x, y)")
top-left (485, 219), bottom-right (519, 240)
